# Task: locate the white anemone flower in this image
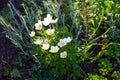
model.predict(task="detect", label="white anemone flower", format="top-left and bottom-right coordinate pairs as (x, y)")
top-left (47, 14), bottom-right (52, 20)
top-left (42, 14), bottom-right (58, 26)
top-left (46, 29), bottom-right (55, 35)
top-left (30, 31), bottom-right (35, 37)
top-left (42, 14), bottom-right (52, 26)
top-left (58, 38), bottom-right (67, 47)
top-left (60, 51), bottom-right (67, 58)
top-left (49, 46), bottom-right (59, 53)
top-left (42, 43), bottom-right (50, 50)
top-left (35, 20), bottom-right (43, 30)
top-left (34, 39), bottom-right (43, 45)
top-left (65, 37), bottom-right (72, 43)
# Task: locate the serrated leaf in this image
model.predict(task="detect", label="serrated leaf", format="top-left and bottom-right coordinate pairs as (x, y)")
top-left (3, 68), bottom-right (9, 76)
top-left (10, 68), bottom-right (21, 78)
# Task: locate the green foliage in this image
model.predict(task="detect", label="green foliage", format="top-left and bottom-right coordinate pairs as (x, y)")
top-left (106, 43), bottom-right (120, 64)
top-left (10, 68), bottom-right (21, 78)
top-left (3, 68), bottom-right (9, 77)
top-left (98, 58), bottom-right (113, 76)
top-left (107, 43), bottom-right (120, 58)
top-left (108, 28), bottom-right (120, 43)
top-left (12, 55), bottom-right (24, 67)
top-left (3, 68), bottom-right (21, 79)
top-left (84, 74), bottom-right (107, 80)
top-left (0, 1), bottom-right (40, 55)
top-left (0, 10), bottom-right (12, 21)
top-left (111, 71), bottom-right (120, 80)
top-left (32, 70), bottom-right (55, 80)
top-left (31, 16), bottom-right (82, 79)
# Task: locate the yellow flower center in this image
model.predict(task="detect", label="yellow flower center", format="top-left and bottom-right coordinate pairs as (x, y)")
top-left (63, 54), bottom-right (67, 57)
top-left (53, 48), bottom-right (58, 52)
top-left (61, 41), bottom-right (65, 45)
top-left (38, 24), bottom-right (42, 28)
top-left (49, 30), bottom-right (53, 35)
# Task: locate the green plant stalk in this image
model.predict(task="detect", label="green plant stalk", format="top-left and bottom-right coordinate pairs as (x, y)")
top-left (92, 8), bottom-right (105, 37)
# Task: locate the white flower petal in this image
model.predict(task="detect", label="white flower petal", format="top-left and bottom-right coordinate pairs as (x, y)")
top-left (38, 20), bottom-right (42, 24)
top-left (30, 31), bottom-right (35, 37)
top-left (47, 14), bottom-right (52, 21)
top-left (46, 29), bottom-right (55, 35)
top-left (49, 46), bottom-right (59, 53)
top-left (42, 43), bottom-right (50, 50)
top-left (42, 14), bottom-right (58, 26)
top-left (42, 18), bottom-right (51, 26)
top-left (57, 39), bottom-right (67, 47)
top-left (35, 20), bottom-right (43, 30)
top-left (34, 39), bottom-right (43, 45)
top-left (60, 51), bottom-right (67, 58)
top-left (66, 37), bottom-right (72, 43)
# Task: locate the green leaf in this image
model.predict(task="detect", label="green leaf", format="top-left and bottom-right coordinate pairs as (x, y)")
top-left (3, 68), bottom-right (9, 76)
top-left (10, 68), bottom-right (21, 78)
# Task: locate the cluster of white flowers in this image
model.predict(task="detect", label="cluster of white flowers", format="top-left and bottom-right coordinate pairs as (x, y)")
top-left (29, 14), bottom-right (57, 37)
top-left (49, 36), bottom-right (72, 58)
top-left (29, 14), bottom-right (72, 58)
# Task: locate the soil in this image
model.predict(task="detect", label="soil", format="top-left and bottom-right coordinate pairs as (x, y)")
top-left (0, 26), bottom-right (17, 79)
top-left (0, 0), bottom-right (23, 80)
